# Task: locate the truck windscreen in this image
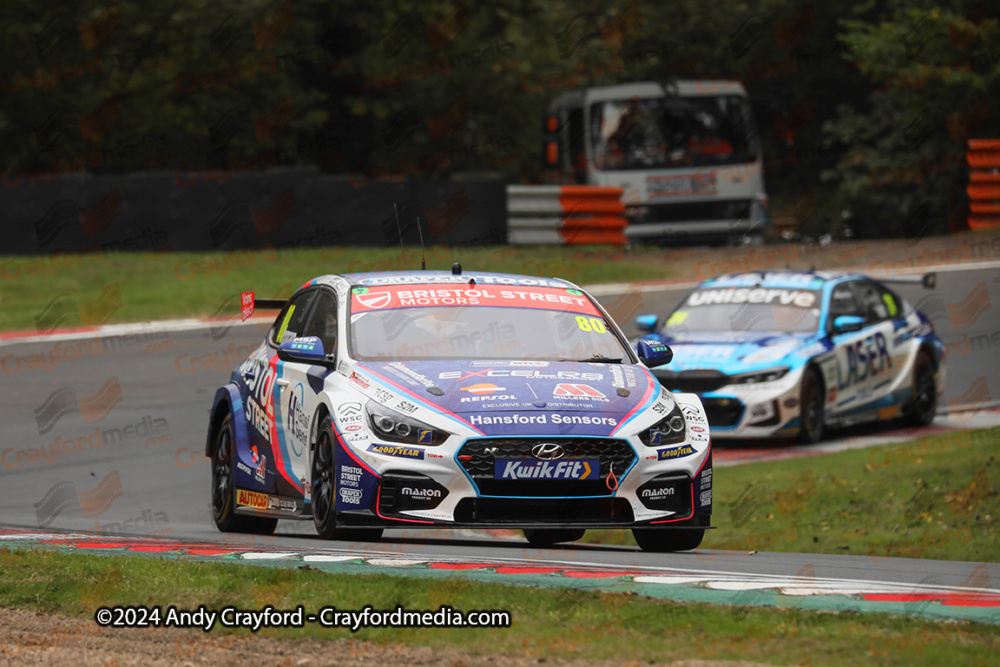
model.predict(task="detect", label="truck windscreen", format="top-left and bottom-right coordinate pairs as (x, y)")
top-left (589, 95), bottom-right (759, 170)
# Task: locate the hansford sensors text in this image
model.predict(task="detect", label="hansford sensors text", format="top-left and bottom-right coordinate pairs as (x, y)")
top-left (94, 605), bottom-right (511, 632)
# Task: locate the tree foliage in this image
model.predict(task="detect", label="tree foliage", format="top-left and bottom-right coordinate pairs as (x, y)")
top-left (0, 0), bottom-right (994, 238)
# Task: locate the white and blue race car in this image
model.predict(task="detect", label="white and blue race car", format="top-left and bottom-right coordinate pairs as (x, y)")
top-left (206, 269), bottom-right (713, 552)
top-left (635, 270), bottom-right (946, 443)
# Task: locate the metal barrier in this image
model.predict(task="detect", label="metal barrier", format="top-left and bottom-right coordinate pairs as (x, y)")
top-left (967, 139), bottom-right (1000, 230)
top-left (507, 185), bottom-right (628, 244)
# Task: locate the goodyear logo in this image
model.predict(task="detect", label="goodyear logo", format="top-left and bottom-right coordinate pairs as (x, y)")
top-left (367, 444), bottom-right (424, 459)
top-left (236, 489), bottom-right (268, 509)
top-left (657, 445), bottom-right (695, 461)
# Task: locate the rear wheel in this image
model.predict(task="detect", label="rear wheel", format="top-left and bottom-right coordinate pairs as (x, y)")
top-left (522, 528), bottom-right (586, 547)
top-left (632, 528), bottom-right (705, 552)
top-left (312, 418), bottom-right (383, 542)
top-left (798, 368), bottom-right (825, 444)
top-left (211, 414), bottom-right (277, 535)
top-left (903, 351), bottom-right (937, 427)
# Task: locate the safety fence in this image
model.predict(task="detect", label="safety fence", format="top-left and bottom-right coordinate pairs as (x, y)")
top-left (507, 185), bottom-right (628, 245)
top-left (967, 139), bottom-right (1000, 230)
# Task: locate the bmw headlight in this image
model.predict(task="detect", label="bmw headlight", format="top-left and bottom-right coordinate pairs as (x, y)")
top-left (731, 367), bottom-right (790, 384)
top-left (639, 403), bottom-right (686, 447)
top-left (365, 401), bottom-right (447, 446)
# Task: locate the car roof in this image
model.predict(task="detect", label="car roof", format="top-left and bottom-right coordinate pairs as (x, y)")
top-left (332, 270), bottom-right (584, 289)
top-left (699, 270), bottom-right (873, 290)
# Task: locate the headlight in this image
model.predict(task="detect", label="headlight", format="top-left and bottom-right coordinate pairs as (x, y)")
top-left (731, 367), bottom-right (790, 384)
top-left (365, 401), bottom-right (447, 446)
top-left (639, 403), bottom-right (686, 447)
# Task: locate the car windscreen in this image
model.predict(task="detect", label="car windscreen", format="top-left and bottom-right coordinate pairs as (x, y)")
top-left (665, 287), bottom-right (823, 336)
top-left (348, 284), bottom-right (630, 361)
top-left (589, 95), bottom-right (760, 170)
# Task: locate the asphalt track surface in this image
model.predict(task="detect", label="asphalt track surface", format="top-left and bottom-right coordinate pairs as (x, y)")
top-left (0, 266), bottom-right (998, 616)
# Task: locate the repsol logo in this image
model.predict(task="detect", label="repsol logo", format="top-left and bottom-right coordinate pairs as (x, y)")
top-left (401, 487), bottom-right (441, 498)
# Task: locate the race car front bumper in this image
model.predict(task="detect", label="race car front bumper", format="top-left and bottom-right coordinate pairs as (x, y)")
top-left (338, 435), bottom-right (714, 529)
top-left (677, 373), bottom-right (804, 439)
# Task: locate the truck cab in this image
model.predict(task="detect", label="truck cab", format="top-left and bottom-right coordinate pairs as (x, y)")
top-left (543, 81), bottom-right (769, 246)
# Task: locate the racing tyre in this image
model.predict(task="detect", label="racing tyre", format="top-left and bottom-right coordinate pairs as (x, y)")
top-left (632, 528), bottom-right (705, 552)
top-left (211, 414), bottom-right (277, 535)
top-left (798, 368), bottom-right (825, 444)
top-left (522, 528), bottom-right (586, 547)
top-left (903, 351), bottom-right (937, 428)
top-left (312, 418), bottom-right (383, 542)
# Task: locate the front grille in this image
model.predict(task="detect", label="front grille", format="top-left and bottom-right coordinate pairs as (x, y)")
top-left (654, 369), bottom-right (730, 393)
top-left (702, 397), bottom-right (744, 427)
top-left (454, 497), bottom-right (634, 524)
top-left (457, 438), bottom-right (636, 497)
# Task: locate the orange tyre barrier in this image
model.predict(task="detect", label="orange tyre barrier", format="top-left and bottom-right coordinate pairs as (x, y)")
top-left (507, 185), bottom-right (628, 245)
top-left (967, 139), bottom-right (1000, 230)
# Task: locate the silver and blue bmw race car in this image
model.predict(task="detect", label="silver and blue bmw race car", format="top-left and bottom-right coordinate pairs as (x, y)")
top-left (206, 269), bottom-right (713, 552)
top-left (635, 270), bottom-right (946, 443)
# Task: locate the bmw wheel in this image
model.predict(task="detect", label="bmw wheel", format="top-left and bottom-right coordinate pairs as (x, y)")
top-left (904, 351), bottom-right (937, 427)
top-left (211, 414), bottom-right (277, 535)
top-left (312, 418), bottom-right (383, 542)
top-left (798, 368), bottom-right (825, 444)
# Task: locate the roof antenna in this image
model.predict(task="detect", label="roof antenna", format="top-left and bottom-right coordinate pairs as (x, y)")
top-left (392, 203), bottom-right (404, 253)
top-left (414, 215), bottom-right (426, 270)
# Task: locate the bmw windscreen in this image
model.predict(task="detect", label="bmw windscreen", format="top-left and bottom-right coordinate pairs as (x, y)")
top-left (666, 286), bottom-right (823, 338)
top-left (348, 284), bottom-right (631, 361)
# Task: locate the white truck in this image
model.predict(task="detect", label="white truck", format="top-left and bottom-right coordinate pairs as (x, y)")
top-left (542, 81), bottom-right (770, 245)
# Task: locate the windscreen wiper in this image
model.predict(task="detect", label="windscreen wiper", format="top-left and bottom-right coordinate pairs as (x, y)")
top-left (558, 355), bottom-right (623, 364)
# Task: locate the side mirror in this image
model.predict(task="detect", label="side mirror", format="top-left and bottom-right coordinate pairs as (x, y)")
top-left (636, 339), bottom-right (673, 368)
top-left (833, 315), bottom-right (865, 334)
top-left (635, 314), bottom-right (659, 333)
top-left (277, 336), bottom-right (328, 363)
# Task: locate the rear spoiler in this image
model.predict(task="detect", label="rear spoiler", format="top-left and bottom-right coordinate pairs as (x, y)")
top-left (239, 292), bottom-right (287, 321)
top-left (880, 272), bottom-right (936, 289)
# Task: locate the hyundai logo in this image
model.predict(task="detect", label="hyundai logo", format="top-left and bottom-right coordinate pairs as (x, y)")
top-left (531, 442), bottom-right (565, 460)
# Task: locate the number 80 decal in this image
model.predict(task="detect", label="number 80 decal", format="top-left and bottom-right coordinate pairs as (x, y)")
top-left (575, 316), bottom-right (606, 333)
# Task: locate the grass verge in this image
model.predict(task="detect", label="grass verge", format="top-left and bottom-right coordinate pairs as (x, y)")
top-left (0, 547), bottom-right (997, 666)
top-left (583, 426), bottom-right (1000, 561)
top-left (0, 245), bottom-right (674, 331)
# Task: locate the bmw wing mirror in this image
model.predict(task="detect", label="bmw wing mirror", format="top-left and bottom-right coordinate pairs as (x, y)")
top-left (636, 339), bottom-right (673, 368)
top-left (277, 336), bottom-right (328, 364)
top-left (833, 315), bottom-right (865, 334)
top-left (635, 314), bottom-right (659, 333)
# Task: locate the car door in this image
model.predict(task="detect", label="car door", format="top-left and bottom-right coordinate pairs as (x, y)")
top-left (853, 280), bottom-right (905, 404)
top-left (239, 289), bottom-right (318, 496)
top-left (830, 280), bottom-right (895, 413)
top-left (273, 287), bottom-right (339, 504)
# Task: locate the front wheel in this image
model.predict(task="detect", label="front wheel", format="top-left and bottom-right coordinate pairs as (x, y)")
top-left (312, 418), bottom-right (383, 542)
top-left (903, 351), bottom-right (937, 427)
top-left (211, 414), bottom-right (277, 535)
top-left (522, 528), bottom-right (586, 547)
top-left (798, 368), bottom-right (825, 444)
top-left (632, 528), bottom-right (705, 552)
